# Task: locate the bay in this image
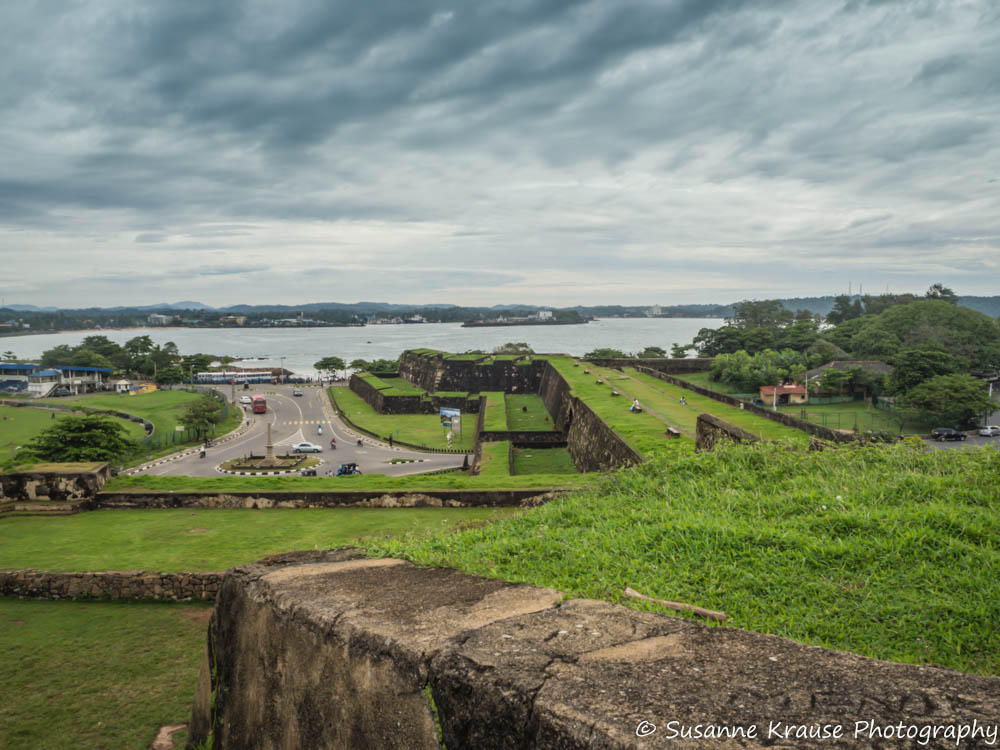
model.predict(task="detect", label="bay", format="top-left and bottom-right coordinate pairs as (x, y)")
top-left (3, 318), bottom-right (722, 376)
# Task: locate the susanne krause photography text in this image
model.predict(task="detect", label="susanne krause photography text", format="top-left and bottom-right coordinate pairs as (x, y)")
top-left (635, 719), bottom-right (998, 746)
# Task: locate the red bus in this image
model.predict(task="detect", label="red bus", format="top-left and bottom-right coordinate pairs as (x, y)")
top-left (251, 395), bottom-right (267, 414)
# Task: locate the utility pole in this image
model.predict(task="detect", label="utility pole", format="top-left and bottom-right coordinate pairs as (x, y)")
top-left (279, 357), bottom-right (286, 384)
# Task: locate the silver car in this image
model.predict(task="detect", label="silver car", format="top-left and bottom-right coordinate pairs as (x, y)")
top-left (979, 425), bottom-right (1000, 437)
top-left (291, 441), bottom-right (323, 453)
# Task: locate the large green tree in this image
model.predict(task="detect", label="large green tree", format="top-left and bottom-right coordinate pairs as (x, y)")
top-left (179, 395), bottom-right (225, 439)
top-left (314, 356), bottom-right (346, 379)
top-left (22, 415), bottom-right (138, 464)
top-left (899, 374), bottom-right (994, 428)
top-left (888, 349), bottom-right (963, 394)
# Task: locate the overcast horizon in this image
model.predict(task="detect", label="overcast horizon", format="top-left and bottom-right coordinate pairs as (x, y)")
top-left (3, 1), bottom-right (999, 308)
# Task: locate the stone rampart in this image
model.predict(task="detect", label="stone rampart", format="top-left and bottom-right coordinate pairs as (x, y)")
top-left (696, 413), bottom-right (762, 452)
top-left (538, 362), bottom-right (642, 471)
top-left (632, 365), bottom-right (853, 444)
top-left (398, 350), bottom-right (548, 394)
top-left (346, 375), bottom-right (479, 415)
top-left (0, 568), bottom-right (221, 602)
top-left (478, 430), bottom-right (565, 445)
top-left (188, 551), bottom-right (1000, 750)
top-left (0, 463), bottom-right (110, 502)
top-left (94, 488), bottom-right (560, 510)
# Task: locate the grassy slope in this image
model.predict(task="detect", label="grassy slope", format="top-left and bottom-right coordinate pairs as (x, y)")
top-left (481, 392), bottom-right (508, 431)
top-left (0, 599), bottom-right (209, 750)
top-left (37, 390), bottom-right (204, 435)
top-left (478, 441), bottom-right (511, 477)
top-left (625, 368), bottom-right (813, 445)
top-left (0, 507), bottom-right (523, 572)
top-left (674, 371), bottom-right (750, 395)
top-left (505, 394), bottom-right (553, 431)
top-left (371, 443), bottom-right (1000, 675)
top-left (0, 404), bottom-right (147, 447)
top-left (330, 386), bottom-right (477, 450)
top-left (548, 357), bottom-right (692, 459)
top-left (512, 446), bottom-right (577, 475)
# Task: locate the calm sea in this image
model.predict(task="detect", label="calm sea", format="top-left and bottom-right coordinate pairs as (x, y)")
top-left (4, 318), bottom-right (723, 376)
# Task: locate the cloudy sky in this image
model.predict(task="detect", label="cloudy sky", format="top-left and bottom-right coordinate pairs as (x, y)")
top-left (2, 0), bottom-right (998, 308)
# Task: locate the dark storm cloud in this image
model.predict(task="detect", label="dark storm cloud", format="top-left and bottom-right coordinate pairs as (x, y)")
top-left (2, 0), bottom-right (999, 306)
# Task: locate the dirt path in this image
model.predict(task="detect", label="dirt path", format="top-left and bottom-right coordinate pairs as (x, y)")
top-left (150, 724), bottom-right (186, 750)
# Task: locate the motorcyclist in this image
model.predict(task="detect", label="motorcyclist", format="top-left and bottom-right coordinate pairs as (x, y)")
top-left (330, 437), bottom-right (336, 450)
top-left (317, 424), bottom-right (323, 436)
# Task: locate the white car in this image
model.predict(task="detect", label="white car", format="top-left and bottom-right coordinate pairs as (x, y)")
top-left (979, 425), bottom-right (1000, 437)
top-left (239, 395), bottom-right (252, 404)
top-left (291, 442), bottom-right (322, 453)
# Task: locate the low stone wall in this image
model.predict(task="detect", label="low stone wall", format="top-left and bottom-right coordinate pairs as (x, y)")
top-left (583, 357), bottom-right (714, 373)
top-left (189, 551), bottom-right (1000, 750)
top-left (0, 463), bottom-right (111, 502)
top-left (478, 430), bottom-right (565, 445)
top-left (632, 365), bottom-right (853, 444)
top-left (0, 569), bottom-right (222, 602)
top-left (696, 413), bottom-right (762, 452)
top-left (94, 488), bottom-right (561, 510)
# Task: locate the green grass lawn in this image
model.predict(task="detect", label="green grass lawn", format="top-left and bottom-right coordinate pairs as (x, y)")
top-left (512, 446), bottom-right (577, 475)
top-left (505, 394), bottom-right (553, 431)
top-left (103, 468), bottom-right (593, 493)
top-left (625, 368), bottom-right (813, 446)
top-left (674, 371), bottom-right (753, 395)
top-left (0, 598), bottom-right (208, 750)
top-left (481, 391), bottom-right (508, 431)
top-left (478, 441), bottom-right (511, 477)
top-left (0, 404), bottom-right (147, 450)
top-left (548, 357), bottom-right (692, 460)
top-left (329, 386), bottom-right (477, 450)
top-left (359, 374), bottom-right (426, 396)
top-left (0, 507), bottom-right (523, 572)
top-left (777, 400), bottom-right (935, 435)
top-left (37, 390), bottom-right (204, 435)
top-left (372, 442), bottom-right (1000, 676)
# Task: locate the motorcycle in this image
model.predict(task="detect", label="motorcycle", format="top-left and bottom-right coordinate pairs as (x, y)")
top-left (330, 439), bottom-right (337, 450)
top-left (317, 425), bottom-right (323, 436)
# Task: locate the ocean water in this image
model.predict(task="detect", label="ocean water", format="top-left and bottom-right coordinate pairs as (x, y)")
top-left (5, 318), bottom-right (723, 376)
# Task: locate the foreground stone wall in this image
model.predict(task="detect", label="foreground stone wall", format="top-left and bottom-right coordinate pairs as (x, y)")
top-left (190, 551), bottom-right (1000, 750)
top-left (695, 413), bottom-right (762, 452)
top-left (0, 569), bottom-right (221, 601)
top-left (538, 362), bottom-right (642, 471)
top-left (0, 463), bottom-right (111, 502)
top-left (95, 488), bottom-right (560, 510)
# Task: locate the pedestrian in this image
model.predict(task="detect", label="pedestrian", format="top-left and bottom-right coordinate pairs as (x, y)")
top-left (388, 434), bottom-right (393, 447)
top-left (680, 396), bottom-right (687, 405)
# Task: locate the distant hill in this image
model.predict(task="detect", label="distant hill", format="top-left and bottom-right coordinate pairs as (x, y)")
top-left (768, 296), bottom-right (1000, 318)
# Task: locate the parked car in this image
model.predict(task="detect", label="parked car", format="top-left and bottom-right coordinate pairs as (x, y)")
top-left (292, 388), bottom-right (303, 396)
top-left (930, 427), bottom-right (967, 442)
top-left (239, 395), bottom-right (252, 404)
top-left (291, 442), bottom-right (323, 453)
top-left (979, 425), bottom-right (1000, 437)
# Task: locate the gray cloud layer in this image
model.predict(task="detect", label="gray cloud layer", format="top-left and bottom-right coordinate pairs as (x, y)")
top-left (1, 0), bottom-right (998, 306)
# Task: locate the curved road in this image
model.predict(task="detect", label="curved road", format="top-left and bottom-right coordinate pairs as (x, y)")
top-left (131, 384), bottom-right (466, 477)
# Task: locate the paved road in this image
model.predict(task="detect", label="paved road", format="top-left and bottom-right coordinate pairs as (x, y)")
top-left (132, 384), bottom-right (466, 477)
top-left (922, 434), bottom-right (1000, 451)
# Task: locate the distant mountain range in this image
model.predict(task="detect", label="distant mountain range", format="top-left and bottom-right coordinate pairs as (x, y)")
top-left (4, 296), bottom-right (999, 317)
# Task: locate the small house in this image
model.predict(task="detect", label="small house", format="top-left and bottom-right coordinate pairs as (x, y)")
top-left (759, 384), bottom-right (808, 406)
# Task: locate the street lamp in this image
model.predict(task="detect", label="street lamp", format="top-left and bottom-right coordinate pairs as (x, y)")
top-left (279, 357), bottom-right (286, 384)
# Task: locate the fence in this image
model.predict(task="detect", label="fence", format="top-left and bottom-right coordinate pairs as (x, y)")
top-left (139, 388), bottom-right (231, 450)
